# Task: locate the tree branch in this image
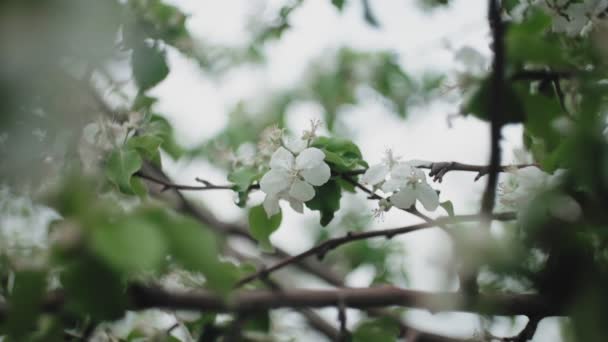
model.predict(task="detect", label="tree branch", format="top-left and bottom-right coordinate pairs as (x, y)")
top-left (6, 285), bottom-right (560, 318)
top-left (481, 0), bottom-right (506, 218)
top-left (235, 212), bottom-right (516, 287)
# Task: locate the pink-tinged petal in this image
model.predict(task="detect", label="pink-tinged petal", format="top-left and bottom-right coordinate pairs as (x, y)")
top-left (270, 147), bottom-right (294, 171)
top-left (289, 179), bottom-right (315, 202)
top-left (361, 164), bottom-right (389, 185)
top-left (260, 170), bottom-right (290, 195)
top-left (295, 147), bottom-right (325, 170)
top-left (301, 162), bottom-right (331, 186)
top-left (416, 184), bottom-right (439, 211)
top-left (263, 195), bottom-right (281, 218)
top-left (390, 188), bottom-right (416, 209)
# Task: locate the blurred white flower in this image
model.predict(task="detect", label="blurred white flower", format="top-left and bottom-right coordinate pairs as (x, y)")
top-left (499, 166), bottom-right (582, 222)
top-left (259, 144), bottom-right (330, 217)
top-left (544, 0), bottom-right (608, 36)
top-left (362, 150), bottom-right (437, 212)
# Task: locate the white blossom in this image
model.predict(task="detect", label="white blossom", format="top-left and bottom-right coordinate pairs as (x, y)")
top-left (259, 144), bottom-right (331, 217)
top-left (382, 162), bottom-right (439, 211)
top-left (362, 149), bottom-right (437, 212)
top-left (499, 166), bottom-right (581, 222)
top-left (360, 149), bottom-right (401, 186)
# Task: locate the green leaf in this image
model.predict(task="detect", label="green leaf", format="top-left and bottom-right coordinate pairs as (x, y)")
top-left (244, 311), bottom-right (271, 333)
top-left (461, 76), bottom-right (525, 124)
top-left (305, 180), bottom-right (341, 226)
top-left (90, 217), bottom-right (168, 274)
top-left (127, 135), bottom-right (163, 166)
top-left (132, 42), bottom-right (170, 91)
top-left (353, 317), bottom-right (401, 342)
top-left (105, 147), bottom-right (143, 194)
top-left (332, 0), bottom-right (346, 10)
top-left (506, 10), bottom-right (568, 67)
top-left (440, 200), bottom-right (455, 217)
top-left (312, 136), bottom-right (368, 172)
top-left (248, 205), bottom-right (282, 252)
top-left (228, 167), bottom-right (259, 192)
top-left (61, 256), bottom-right (128, 321)
top-left (4, 270), bottom-right (47, 339)
top-left (228, 167), bottom-right (260, 207)
top-left (148, 115), bottom-right (184, 159)
top-left (154, 212), bottom-right (238, 292)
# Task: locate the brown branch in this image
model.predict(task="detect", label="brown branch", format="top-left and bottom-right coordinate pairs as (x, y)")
top-left (0, 285), bottom-right (561, 321)
top-left (510, 70), bottom-right (574, 82)
top-left (15, 285), bottom-right (559, 318)
top-left (235, 212), bottom-right (516, 287)
top-left (427, 162), bottom-right (537, 183)
top-left (135, 171), bottom-right (235, 192)
top-left (481, 0), bottom-right (506, 218)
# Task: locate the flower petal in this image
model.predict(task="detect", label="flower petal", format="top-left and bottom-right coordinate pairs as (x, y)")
top-left (260, 170), bottom-right (290, 195)
top-left (269, 147), bottom-right (294, 171)
top-left (390, 163), bottom-right (413, 180)
top-left (289, 179), bottom-right (315, 202)
top-left (285, 137), bottom-right (307, 154)
top-left (301, 162), bottom-right (331, 186)
top-left (390, 188), bottom-right (416, 209)
top-left (288, 197), bottom-right (304, 213)
top-left (549, 194), bottom-right (582, 222)
top-left (361, 164), bottom-right (389, 185)
top-left (381, 178), bottom-right (402, 193)
top-left (263, 195), bottom-right (281, 218)
top-left (295, 147), bottom-right (325, 170)
top-left (405, 159), bottom-right (431, 168)
top-left (416, 184), bottom-right (439, 211)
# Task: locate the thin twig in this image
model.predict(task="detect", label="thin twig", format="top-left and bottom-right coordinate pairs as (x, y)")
top-left (234, 212), bottom-right (515, 287)
top-left (135, 171), bottom-right (235, 192)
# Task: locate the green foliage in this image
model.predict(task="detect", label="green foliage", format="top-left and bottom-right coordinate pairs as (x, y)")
top-left (228, 167), bottom-right (260, 207)
top-left (90, 216), bottom-right (168, 274)
top-left (60, 256), bottom-right (129, 321)
top-left (305, 180), bottom-right (342, 226)
top-left (352, 317), bottom-right (401, 341)
top-left (506, 10), bottom-right (568, 67)
top-left (148, 114), bottom-right (184, 159)
top-left (312, 136), bottom-right (368, 172)
top-left (2, 270), bottom-right (47, 339)
top-left (440, 200), bottom-right (455, 217)
top-left (331, 0), bottom-right (346, 11)
top-left (127, 135), bottom-right (164, 166)
top-left (132, 42), bottom-right (170, 91)
top-left (105, 147), bottom-right (144, 195)
top-left (248, 205), bottom-right (283, 252)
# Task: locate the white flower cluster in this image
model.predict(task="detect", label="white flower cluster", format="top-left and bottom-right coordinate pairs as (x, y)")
top-left (499, 166), bottom-right (582, 222)
top-left (361, 150), bottom-right (439, 213)
top-left (78, 113), bottom-right (143, 173)
top-left (512, 0), bottom-right (608, 36)
top-left (259, 121), bottom-right (331, 218)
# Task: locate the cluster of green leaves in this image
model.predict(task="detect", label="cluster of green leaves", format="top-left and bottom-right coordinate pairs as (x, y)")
top-left (458, 4), bottom-right (608, 340)
top-left (0, 177), bottom-right (248, 340)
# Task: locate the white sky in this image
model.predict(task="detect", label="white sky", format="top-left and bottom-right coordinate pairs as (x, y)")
top-left (152, 0), bottom-right (563, 340)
